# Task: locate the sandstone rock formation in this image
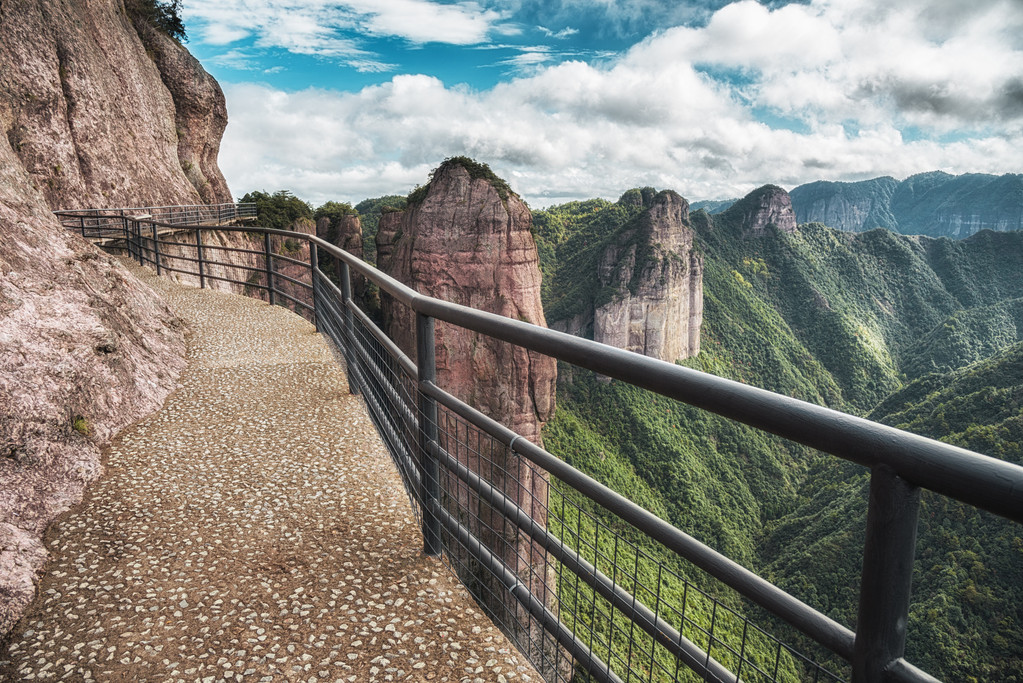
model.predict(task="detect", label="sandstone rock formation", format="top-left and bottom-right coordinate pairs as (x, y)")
top-left (318, 212), bottom-right (368, 301)
top-left (382, 160), bottom-right (556, 444)
top-left (594, 190), bottom-right (703, 362)
top-left (734, 185), bottom-right (798, 235)
top-left (0, 0), bottom-right (236, 636)
top-left (136, 23), bottom-right (233, 205)
top-left (378, 159), bottom-right (557, 661)
top-left (374, 210), bottom-right (402, 274)
top-left (317, 214), bottom-right (363, 260)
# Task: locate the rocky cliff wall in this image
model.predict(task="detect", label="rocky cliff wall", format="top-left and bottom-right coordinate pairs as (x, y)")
top-left (0, 0), bottom-right (235, 636)
top-left (374, 210), bottom-right (401, 274)
top-left (0, 0), bottom-right (231, 209)
top-left (318, 213), bottom-right (368, 302)
top-left (0, 137), bottom-right (187, 636)
top-left (789, 172), bottom-right (1023, 238)
top-left (790, 177), bottom-right (899, 232)
top-left (594, 190), bottom-right (703, 362)
top-left (734, 185), bottom-right (798, 235)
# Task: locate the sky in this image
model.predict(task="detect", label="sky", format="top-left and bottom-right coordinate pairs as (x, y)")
top-left (181, 0), bottom-right (1023, 208)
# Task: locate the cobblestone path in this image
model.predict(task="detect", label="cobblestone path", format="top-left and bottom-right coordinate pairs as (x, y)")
top-left (0, 266), bottom-right (537, 683)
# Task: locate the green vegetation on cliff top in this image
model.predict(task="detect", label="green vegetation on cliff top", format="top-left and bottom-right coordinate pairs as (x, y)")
top-left (407, 156), bottom-right (516, 205)
top-left (127, 0), bottom-right (187, 42)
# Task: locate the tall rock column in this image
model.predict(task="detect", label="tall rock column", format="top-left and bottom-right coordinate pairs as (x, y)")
top-left (379, 159), bottom-right (558, 664)
top-left (594, 190), bottom-right (704, 361)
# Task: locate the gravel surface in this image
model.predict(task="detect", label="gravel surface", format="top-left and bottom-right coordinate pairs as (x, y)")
top-left (0, 266), bottom-right (538, 683)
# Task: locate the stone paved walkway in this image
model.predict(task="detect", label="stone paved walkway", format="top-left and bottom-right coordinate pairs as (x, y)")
top-left (0, 265), bottom-right (537, 683)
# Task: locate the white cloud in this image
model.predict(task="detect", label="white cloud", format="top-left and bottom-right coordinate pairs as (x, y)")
top-left (183, 0), bottom-right (513, 69)
top-left (217, 0), bottom-right (1023, 207)
top-left (497, 46), bottom-right (554, 69)
top-left (347, 0), bottom-right (510, 44)
top-left (538, 26), bottom-right (579, 39)
top-left (210, 48), bottom-right (263, 71)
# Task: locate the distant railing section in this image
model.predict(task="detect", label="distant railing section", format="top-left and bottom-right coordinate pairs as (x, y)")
top-left (55, 203), bottom-right (255, 241)
top-left (66, 210), bottom-right (1023, 683)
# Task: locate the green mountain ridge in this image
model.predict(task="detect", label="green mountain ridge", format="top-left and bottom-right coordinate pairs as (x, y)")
top-left (535, 186), bottom-right (1023, 680)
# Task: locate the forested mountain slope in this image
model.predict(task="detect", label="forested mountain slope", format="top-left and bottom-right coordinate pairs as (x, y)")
top-left (767, 344), bottom-right (1023, 681)
top-left (534, 187), bottom-right (1023, 680)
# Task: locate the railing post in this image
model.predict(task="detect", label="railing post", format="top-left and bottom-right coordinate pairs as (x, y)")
top-left (340, 261), bottom-right (360, 396)
top-left (264, 232), bottom-right (276, 306)
top-left (196, 228), bottom-right (206, 289)
top-left (79, 215), bottom-right (86, 238)
top-left (416, 312), bottom-right (443, 557)
top-left (152, 221), bottom-right (162, 276)
top-left (852, 466), bottom-right (921, 682)
top-left (120, 211), bottom-right (132, 260)
top-left (309, 242), bottom-right (320, 331)
top-left (135, 219), bottom-right (144, 266)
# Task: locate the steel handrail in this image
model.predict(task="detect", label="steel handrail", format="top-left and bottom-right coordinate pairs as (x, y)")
top-left (55, 202), bottom-right (254, 215)
top-left (78, 212), bottom-right (1022, 683)
top-left (156, 222), bottom-right (1022, 524)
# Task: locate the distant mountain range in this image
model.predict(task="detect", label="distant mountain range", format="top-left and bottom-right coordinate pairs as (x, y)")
top-left (693, 172), bottom-right (1023, 239)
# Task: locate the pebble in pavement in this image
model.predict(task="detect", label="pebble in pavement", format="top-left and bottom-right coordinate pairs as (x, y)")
top-left (0, 265), bottom-right (538, 683)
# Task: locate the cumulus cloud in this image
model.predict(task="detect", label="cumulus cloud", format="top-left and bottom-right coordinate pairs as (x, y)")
top-left (217, 0), bottom-right (1023, 206)
top-left (661, 0), bottom-right (1023, 132)
top-left (183, 0), bottom-right (512, 69)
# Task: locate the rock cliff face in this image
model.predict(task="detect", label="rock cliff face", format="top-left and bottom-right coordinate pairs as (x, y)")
top-left (136, 22), bottom-right (232, 205)
top-left (0, 0), bottom-right (231, 209)
top-left (382, 161), bottom-right (556, 444)
top-left (789, 172), bottom-right (1023, 238)
top-left (734, 185), bottom-right (798, 235)
top-left (374, 210), bottom-right (402, 274)
top-left (317, 214), bottom-right (363, 259)
top-left (378, 159), bottom-right (557, 658)
top-left (790, 177), bottom-right (899, 232)
top-left (594, 190), bottom-right (703, 362)
top-left (0, 0), bottom-right (234, 636)
top-left (0, 140), bottom-right (187, 636)
top-left (893, 172), bottom-right (1023, 238)
top-left (318, 213), bottom-right (367, 301)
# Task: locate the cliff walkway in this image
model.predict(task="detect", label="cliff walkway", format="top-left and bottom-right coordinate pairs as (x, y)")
top-left (0, 263), bottom-right (536, 683)
top-left (7, 206), bottom-right (1023, 683)
top-left (66, 203), bottom-right (257, 246)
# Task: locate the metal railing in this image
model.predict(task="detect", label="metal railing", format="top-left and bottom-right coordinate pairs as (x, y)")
top-left (55, 203), bottom-right (255, 241)
top-left (66, 210), bottom-right (1023, 683)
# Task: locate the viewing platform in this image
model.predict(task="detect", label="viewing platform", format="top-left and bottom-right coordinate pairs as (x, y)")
top-left (0, 263), bottom-right (536, 683)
